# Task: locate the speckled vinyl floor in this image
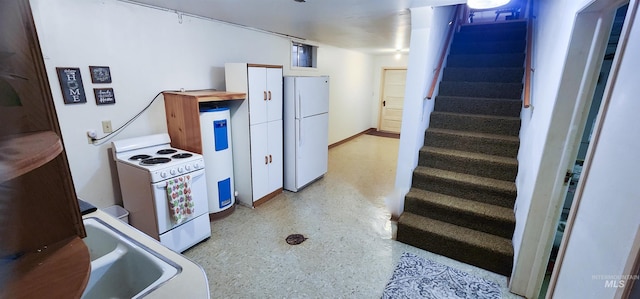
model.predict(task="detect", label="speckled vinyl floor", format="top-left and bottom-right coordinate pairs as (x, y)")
top-left (183, 134), bottom-right (523, 299)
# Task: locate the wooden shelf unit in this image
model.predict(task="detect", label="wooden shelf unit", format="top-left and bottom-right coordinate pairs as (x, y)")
top-left (2, 236), bottom-right (90, 298)
top-left (0, 131), bottom-right (63, 183)
top-left (163, 90), bottom-right (246, 154)
top-left (1, 0), bottom-right (89, 296)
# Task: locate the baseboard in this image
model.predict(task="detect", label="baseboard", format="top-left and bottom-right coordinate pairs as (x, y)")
top-left (253, 188), bottom-right (283, 208)
top-left (366, 129), bottom-right (400, 139)
top-left (328, 128), bottom-right (376, 149)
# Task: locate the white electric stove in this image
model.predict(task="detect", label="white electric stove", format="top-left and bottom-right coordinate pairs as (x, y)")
top-left (113, 133), bottom-right (211, 252)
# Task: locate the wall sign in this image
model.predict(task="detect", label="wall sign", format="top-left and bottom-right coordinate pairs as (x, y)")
top-left (56, 67), bottom-right (87, 104)
top-left (94, 88), bottom-right (115, 105)
top-left (89, 66), bottom-right (112, 83)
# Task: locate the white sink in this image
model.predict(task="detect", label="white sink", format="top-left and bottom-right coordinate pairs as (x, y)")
top-left (81, 217), bottom-right (181, 299)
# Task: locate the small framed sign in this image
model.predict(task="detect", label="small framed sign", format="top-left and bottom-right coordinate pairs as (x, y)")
top-left (56, 67), bottom-right (87, 104)
top-left (89, 66), bottom-right (112, 84)
top-left (94, 88), bottom-right (116, 105)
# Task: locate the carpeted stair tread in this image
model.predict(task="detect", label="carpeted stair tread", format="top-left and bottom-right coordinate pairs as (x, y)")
top-left (447, 53), bottom-right (525, 68)
top-left (442, 67), bottom-right (524, 83)
top-left (425, 128), bottom-right (520, 158)
top-left (439, 81), bottom-right (523, 99)
top-left (431, 111), bottom-right (520, 122)
top-left (411, 166), bottom-right (516, 208)
top-left (419, 146), bottom-right (517, 181)
top-left (426, 127), bottom-right (519, 144)
top-left (397, 212), bottom-right (514, 276)
top-left (413, 166), bottom-right (516, 195)
top-left (419, 147), bottom-right (517, 181)
top-left (429, 111), bottom-right (521, 136)
top-left (454, 28), bottom-right (526, 43)
top-left (420, 146), bottom-right (517, 166)
top-left (434, 96), bottom-right (522, 117)
top-left (450, 39), bottom-right (526, 55)
top-left (427, 128), bottom-right (519, 143)
top-left (404, 188), bottom-right (515, 238)
top-left (460, 20), bottom-right (526, 32)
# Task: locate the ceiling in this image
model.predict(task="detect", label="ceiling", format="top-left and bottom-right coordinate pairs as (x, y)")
top-left (125, 0), bottom-right (464, 54)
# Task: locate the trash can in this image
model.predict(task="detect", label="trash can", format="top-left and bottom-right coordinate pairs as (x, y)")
top-left (103, 205), bottom-right (129, 224)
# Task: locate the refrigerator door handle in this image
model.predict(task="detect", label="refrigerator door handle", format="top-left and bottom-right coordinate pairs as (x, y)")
top-left (299, 117), bottom-right (303, 147)
top-left (298, 92), bottom-right (303, 147)
top-left (296, 92), bottom-right (302, 119)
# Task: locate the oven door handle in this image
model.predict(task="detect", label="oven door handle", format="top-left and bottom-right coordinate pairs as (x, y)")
top-left (154, 170), bottom-right (206, 190)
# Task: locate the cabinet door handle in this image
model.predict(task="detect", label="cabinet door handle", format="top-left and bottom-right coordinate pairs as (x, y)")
top-left (268, 91), bottom-right (272, 101)
top-left (264, 91), bottom-right (267, 101)
top-left (265, 156), bottom-right (268, 164)
top-left (269, 154), bottom-right (272, 163)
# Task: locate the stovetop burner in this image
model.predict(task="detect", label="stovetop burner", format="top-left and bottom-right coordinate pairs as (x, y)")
top-left (172, 153), bottom-right (193, 159)
top-left (129, 154), bottom-right (152, 161)
top-left (140, 157), bottom-right (172, 165)
top-left (157, 149), bottom-right (178, 155)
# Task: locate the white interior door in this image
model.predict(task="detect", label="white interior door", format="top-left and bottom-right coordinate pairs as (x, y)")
top-left (379, 69), bottom-right (406, 133)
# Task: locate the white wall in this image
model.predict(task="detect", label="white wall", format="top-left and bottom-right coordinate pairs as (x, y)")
top-left (511, 0), bottom-right (636, 296)
top-left (371, 55), bottom-right (409, 129)
top-left (30, 0), bottom-right (375, 208)
top-left (553, 1), bottom-right (640, 296)
top-left (390, 5), bottom-right (455, 217)
top-left (319, 45), bottom-right (375, 145)
top-left (512, 0), bottom-right (594, 277)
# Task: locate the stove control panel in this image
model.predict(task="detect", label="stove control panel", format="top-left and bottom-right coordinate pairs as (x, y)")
top-left (150, 158), bottom-right (204, 182)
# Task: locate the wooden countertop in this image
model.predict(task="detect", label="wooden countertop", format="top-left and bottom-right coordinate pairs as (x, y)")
top-left (162, 90), bottom-right (245, 102)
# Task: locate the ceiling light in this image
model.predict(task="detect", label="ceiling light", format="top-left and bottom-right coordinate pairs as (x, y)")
top-left (467, 0), bottom-right (511, 9)
top-left (294, 0), bottom-right (306, 2)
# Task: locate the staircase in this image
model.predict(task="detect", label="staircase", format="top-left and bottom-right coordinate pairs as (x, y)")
top-left (396, 20), bottom-right (526, 276)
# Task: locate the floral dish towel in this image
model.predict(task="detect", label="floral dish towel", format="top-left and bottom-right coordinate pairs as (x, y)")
top-left (166, 175), bottom-right (194, 224)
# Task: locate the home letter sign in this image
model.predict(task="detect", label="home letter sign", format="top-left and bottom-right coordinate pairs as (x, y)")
top-left (56, 67), bottom-right (87, 104)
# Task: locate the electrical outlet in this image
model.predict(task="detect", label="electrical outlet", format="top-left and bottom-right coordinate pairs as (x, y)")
top-left (102, 120), bottom-right (113, 133)
top-left (87, 130), bottom-right (97, 144)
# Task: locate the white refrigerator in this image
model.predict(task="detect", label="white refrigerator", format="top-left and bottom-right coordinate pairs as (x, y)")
top-left (283, 76), bottom-right (330, 192)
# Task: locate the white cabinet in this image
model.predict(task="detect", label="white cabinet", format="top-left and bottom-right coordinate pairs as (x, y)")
top-left (267, 120), bottom-right (283, 193)
top-left (225, 63), bottom-right (283, 206)
top-left (249, 120), bottom-right (283, 201)
top-left (247, 67), bottom-right (283, 125)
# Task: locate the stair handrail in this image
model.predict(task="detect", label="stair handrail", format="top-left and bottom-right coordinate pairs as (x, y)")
top-left (426, 4), bottom-right (463, 100)
top-left (523, 0), bottom-right (533, 108)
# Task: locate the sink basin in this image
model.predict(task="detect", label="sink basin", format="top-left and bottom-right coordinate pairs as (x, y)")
top-left (81, 217), bottom-right (181, 299)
